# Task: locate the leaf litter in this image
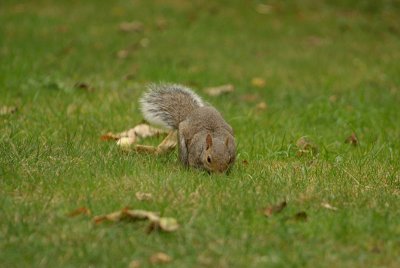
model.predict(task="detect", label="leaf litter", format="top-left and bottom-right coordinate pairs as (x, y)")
top-left (296, 136), bottom-right (318, 156)
top-left (321, 202), bottom-right (338, 211)
top-left (292, 211), bottom-right (308, 221)
top-left (149, 252), bottom-right (172, 264)
top-left (345, 132), bottom-right (358, 146)
top-left (135, 192), bottom-right (153, 201)
top-left (204, 84), bottom-right (234, 96)
top-left (74, 82), bottom-right (95, 92)
top-left (101, 123), bottom-right (166, 143)
top-left (0, 106), bottom-right (18, 115)
top-left (119, 21), bottom-right (143, 33)
top-left (67, 207), bottom-right (91, 217)
top-left (93, 208), bottom-right (179, 233)
top-left (251, 77), bottom-right (266, 88)
top-left (263, 201), bottom-right (287, 217)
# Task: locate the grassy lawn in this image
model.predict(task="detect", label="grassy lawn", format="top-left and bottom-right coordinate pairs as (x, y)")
top-left (1, 0), bottom-right (400, 267)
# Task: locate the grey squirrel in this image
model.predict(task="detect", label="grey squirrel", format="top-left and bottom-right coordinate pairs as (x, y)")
top-left (140, 83), bottom-right (236, 173)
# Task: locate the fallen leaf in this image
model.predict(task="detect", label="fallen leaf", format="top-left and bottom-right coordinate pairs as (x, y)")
top-left (159, 217), bottom-right (179, 231)
top-left (146, 216), bottom-right (179, 233)
top-left (66, 104), bottom-right (79, 115)
top-left (296, 136), bottom-right (318, 155)
top-left (256, 4), bottom-right (273, 14)
top-left (122, 209), bottom-right (160, 221)
top-left (74, 82), bottom-right (94, 92)
top-left (263, 201), bottom-right (287, 217)
top-left (204, 84), bottom-right (234, 96)
top-left (100, 133), bottom-right (120, 141)
top-left (133, 124), bottom-right (166, 139)
top-left (293, 211), bottom-right (308, 221)
top-left (149, 252), bottom-right (172, 264)
top-left (119, 21), bottom-right (143, 33)
top-left (329, 95), bottom-right (338, 103)
top-left (305, 36), bottom-right (327, 47)
top-left (67, 207), bottom-right (91, 217)
top-left (128, 260), bottom-right (141, 268)
top-left (345, 132), bottom-right (358, 146)
top-left (93, 211), bottom-right (123, 224)
top-left (93, 208), bottom-right (179, 233)
top-left (155, 18), bottom-right (168, 31)
top-left (117, 137), bottom-right (136, 148)
top-left (101, 123), bottom-right (167, 146)
top-left (370, 246), bottom-right (381, 254)
top-left (256, 101), bottom-right (267, 110)
top-left (0, 106), bottom-right (18, 115)
top-left (321, 202), bottom-right (338, 211)
top-left (135, 192), bottom-right (153, 201)
top-left (117, 49), bottom-right (129, 59)
top-left (251, 77), bottom-right (266, 88)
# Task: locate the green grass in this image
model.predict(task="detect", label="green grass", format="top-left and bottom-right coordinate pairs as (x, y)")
top-left (1, 0), bottom-right (400, 267)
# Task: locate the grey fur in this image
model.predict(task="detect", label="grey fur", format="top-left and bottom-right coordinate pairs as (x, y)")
top-left (140, 83), bottom-right (204, 129)
top-left (139, 83), bottom-right (236, 173)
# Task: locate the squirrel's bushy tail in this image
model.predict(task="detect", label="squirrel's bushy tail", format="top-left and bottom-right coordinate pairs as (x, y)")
top-left (140, 83), bottom-right (205, 129)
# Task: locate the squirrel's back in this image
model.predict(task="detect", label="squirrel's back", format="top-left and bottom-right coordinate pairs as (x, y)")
top-left (140, 83), bottom-right (204, 129)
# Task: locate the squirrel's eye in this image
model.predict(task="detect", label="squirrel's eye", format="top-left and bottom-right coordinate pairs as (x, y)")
top-left (207, 156), bottom-right (212, 163)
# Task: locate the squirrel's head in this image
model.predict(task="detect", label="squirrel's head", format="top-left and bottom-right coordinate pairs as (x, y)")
top-left (202, 133), bottom-right (236, 173)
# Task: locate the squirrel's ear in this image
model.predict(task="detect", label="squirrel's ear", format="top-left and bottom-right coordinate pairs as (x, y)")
top-left (225, 137), bottom-right (230, 147)
top-left (206, 134), bottom-right (213, 149)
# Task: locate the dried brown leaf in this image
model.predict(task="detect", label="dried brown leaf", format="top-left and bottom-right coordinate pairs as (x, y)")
top-left (67, 207), bottom-right (91, 217)
top-left (263, 201), bottom-right (287, 217)
top-left (155, 18), bottom-right (168, 30)
top-left (293, 211), bottom-right (308, 221)
top-left (158, 217), bottom-right (179, 232)
top-left (204, 84), bottom-right (234, 96)
top-left (93, 208), bottom-right (179, 232)
top-left (321, 202), bottom-right (338, 211)
top-left (305, 36), bottom-right (327, 47)
top-left (345, 132), bottom-right (358, 146)
top-left (0, 106), bottom-right (18, 115)
top-left (117, 49), bottom-right (129, 59)
top-left (329, 95), bottom-right (338, 103)
top-left (128, 260), bottom-right (141, 268)
top-left (122, 209), bottom-right (160, 221)
top-left (133, 124), bottom-right (166, 138)
top-left (135, 192), bottom-right (153, 201)
top-left (149, 252), bottom-right (172, 264)
top-left (256, 101), bottom-right (267, 110)
top-left (296, 136), bottom-right (318, 155)
top-left (93, 211), bottom-right (123, 224)
top-left (119, 21), bottom-right (143, 33)
top-left (74, 82), bottom-right (94, 92)
top-left (101, 123), bottom-right (166, 146)
top-left (251, 77), bottom-right (266, 88)
top-left (100, 133), bottom-right (120, 141)
top-left (117, 137), bottom-right (136, 148)
top-left (256, 4), bottom-right (273, 14)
